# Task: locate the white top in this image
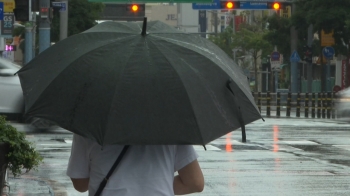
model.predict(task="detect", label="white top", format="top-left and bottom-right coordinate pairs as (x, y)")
top-left (66, 134), bottom-right (198, 196)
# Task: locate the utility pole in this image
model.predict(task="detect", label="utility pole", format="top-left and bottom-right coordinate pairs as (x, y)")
top-left (214, 10), bottom-right (218, 36)
top-left (24, 23), bottom-right (33, 64)
top-left (290, 3), bottom-right (298, 94)
top-left (59, 0), bottom-right (68, 40)
top-left (24, 0), bottom-right (33, 64)
top-left (39, 0), bottom-right (51, 53)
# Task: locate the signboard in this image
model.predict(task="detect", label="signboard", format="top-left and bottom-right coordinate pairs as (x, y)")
top-left (290, 50), bottom-right (300, 62)
top-left (239, 2), bottom-right (268, 9)
top-left (198, 10), bottom-right (206, 38)
top-left (0, 13), bottom-right (14, 37)
top-left (271, 51), bottom-right (280, 61)
top-left (0, 0), bottom-right (14, 13)
top-left (322, 46), bottom-right (335, 59)
top-left (321, 30), bottom-right (335, 46)
top-left (341, 60), bottom-right (347, 89)
top-left (4, 38), bottom-right (12, 45)
top-left (192, 0), bottom-right (220, 10)
top-left (91, 0), bottom-right (212, 2)
top-left (192, 0), bottom-right (293, 10)
top-left (270, 61), bottom-right (280, 69)
top-left (52, 1), bottom-right (67, 12)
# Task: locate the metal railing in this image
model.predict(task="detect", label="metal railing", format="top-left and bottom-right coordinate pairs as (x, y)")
top-left (252, 92), bottom-right (339, 119)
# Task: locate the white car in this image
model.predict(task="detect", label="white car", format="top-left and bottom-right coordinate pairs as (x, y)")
top-left (0, 57), bottom-right (53, 129)
top-left (335, 87), bottom-right (350, 120)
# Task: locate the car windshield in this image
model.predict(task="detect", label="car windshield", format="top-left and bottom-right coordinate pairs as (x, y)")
top-left (0, 57), bottom-right (22, 70)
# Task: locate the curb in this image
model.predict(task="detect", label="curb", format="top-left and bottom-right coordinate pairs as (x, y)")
top-left (2, 175), bottom-right (68, 196)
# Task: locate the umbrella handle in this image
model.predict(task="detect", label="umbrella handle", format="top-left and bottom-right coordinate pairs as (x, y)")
top-left (141, 17), bottom-right (147, 36)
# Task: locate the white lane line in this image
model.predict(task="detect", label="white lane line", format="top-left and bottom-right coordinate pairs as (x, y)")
top-left (333, 145), bottom-right (350, 151)
top-left (282, 140), bottom-right (319, 145)
top-left (194, 145), bottom-right (221, 151)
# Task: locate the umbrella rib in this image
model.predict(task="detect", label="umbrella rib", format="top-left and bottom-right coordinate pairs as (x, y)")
top-left (146, 38), bottom-right (206, 145)
top-left (151, 34), bottom-right (253, 100)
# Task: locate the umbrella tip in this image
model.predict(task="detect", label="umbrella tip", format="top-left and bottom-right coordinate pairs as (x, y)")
top-left (141, 17), bottom-right (147, 36)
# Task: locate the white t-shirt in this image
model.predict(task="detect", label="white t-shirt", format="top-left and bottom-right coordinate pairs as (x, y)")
top-left (66, 134), bottom-right (198, 196)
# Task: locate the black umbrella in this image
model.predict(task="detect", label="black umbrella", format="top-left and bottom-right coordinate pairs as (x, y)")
top-left (17, 18), bottom-right (262, 146)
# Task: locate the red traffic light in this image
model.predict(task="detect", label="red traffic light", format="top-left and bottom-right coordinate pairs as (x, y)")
top-left (272, 3), bottom-right (280, 10)
top-left (126, 4), bottom-right (145, 13)
top-left (226, 2), bottom-right (234, 9)
top-left (220, 1), bottom-right (240, 9)
top-left (267, 2), bottom-right (290, 10)
top-left (131, 4), bottom-right (139, 12)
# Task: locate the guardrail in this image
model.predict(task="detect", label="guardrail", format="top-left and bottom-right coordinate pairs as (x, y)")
top-left (252, 92), bottom-right (339, 119)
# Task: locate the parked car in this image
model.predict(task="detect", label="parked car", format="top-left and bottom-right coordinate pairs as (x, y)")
top-left (335, 87), bottom-right (350, 120)
top-left (0, 57), bottom-right (54, 129)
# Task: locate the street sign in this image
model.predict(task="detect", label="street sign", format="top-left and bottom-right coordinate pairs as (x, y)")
top-left (322, 46), bottom-right (335, 59)
top-left (0, 2), bottom-right (3, 20)
top-left (193, 0), bottom-right (293, 10)
top-left (0, 0), bottom-right (14, 13)
top-left (192, 0), bottom-right (220, 10)
top-left (52, 1), bottom-right (66, 12)
top-left (271, 51), bottom-right (280, 61)
top-left (290, 50), bottom-right (300, 62)
top-left (239, 2), bottom-right (268, 9)
top-left (0, 13), bottom-right (14, 38)
top-left (90, 0), bottom-right (212, 2)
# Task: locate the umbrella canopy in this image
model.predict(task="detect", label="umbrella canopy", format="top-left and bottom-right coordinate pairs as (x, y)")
top-left (17, 18), bottom-right (261, 146)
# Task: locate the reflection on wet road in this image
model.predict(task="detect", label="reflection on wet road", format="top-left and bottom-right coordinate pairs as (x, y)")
top-left (6, 118), bottom-right (350, 196)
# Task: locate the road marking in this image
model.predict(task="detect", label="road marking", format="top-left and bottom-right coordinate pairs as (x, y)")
top-left (333, 145), bottom-right (350, 151)
top-left (282, 140), bottom-right (319, 145)
top-left (194, 145), bottom-right (221, 151)
top-left (64, 139), bottom-right (72, 144)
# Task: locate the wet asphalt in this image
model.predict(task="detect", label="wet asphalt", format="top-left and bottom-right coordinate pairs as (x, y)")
top-left (2, 116), bottom-right (350, 196)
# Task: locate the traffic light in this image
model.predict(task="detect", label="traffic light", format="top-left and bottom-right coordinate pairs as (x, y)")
top-left (267, 2), bottom-right (289, 10)
top-left (13, 0), bottom-right (29, 21)
top-left (220, 1), bottom-right (240, 9)
top-left (126, 4), bottom-right (145, 13)
top-left (303, 46), bottom-right (313, 64)
top-left (40, 7), bottom-right (49, 19)
top-left (39, 0), bottom-right (51, 20)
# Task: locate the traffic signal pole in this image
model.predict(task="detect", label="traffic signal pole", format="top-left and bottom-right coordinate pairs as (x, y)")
top-left (307, 25), bottom-right (313, 93)
top-left (39, 0), bottom-right (51, 53)
top-left (24, 24), bottom-right (33, 64)
top-left (290, 3), bottom-right (298, 95)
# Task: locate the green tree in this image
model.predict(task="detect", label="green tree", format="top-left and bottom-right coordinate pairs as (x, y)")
top-left (231, 26), bottom-right (273, 92)
top-left (292, 0), bottom-right (350, 56)
top-left (50, 0), bottom-right (104, 43)
top-left (208, 27), bottom-right (235, 58)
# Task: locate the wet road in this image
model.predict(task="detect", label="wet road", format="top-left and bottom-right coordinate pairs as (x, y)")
top-left (5, 118), bottom-right (350, 196)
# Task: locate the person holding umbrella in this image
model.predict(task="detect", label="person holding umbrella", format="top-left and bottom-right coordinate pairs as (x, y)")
top-left (17, 18), bottom-right (261, 195)
top-left (66, 134), bottom-right (204, 195)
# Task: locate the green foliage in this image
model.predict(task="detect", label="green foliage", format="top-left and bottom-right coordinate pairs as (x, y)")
top-left (292, 0), bottom-right (350, 55)
top-left (51, 0), bottom-right (105, 42)
top-left (264, 14), bottom-right (291, 62)
top-left (0, 116), bottom-right (43, 177)
top-left (208, 27), bottom-right (235, 58)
